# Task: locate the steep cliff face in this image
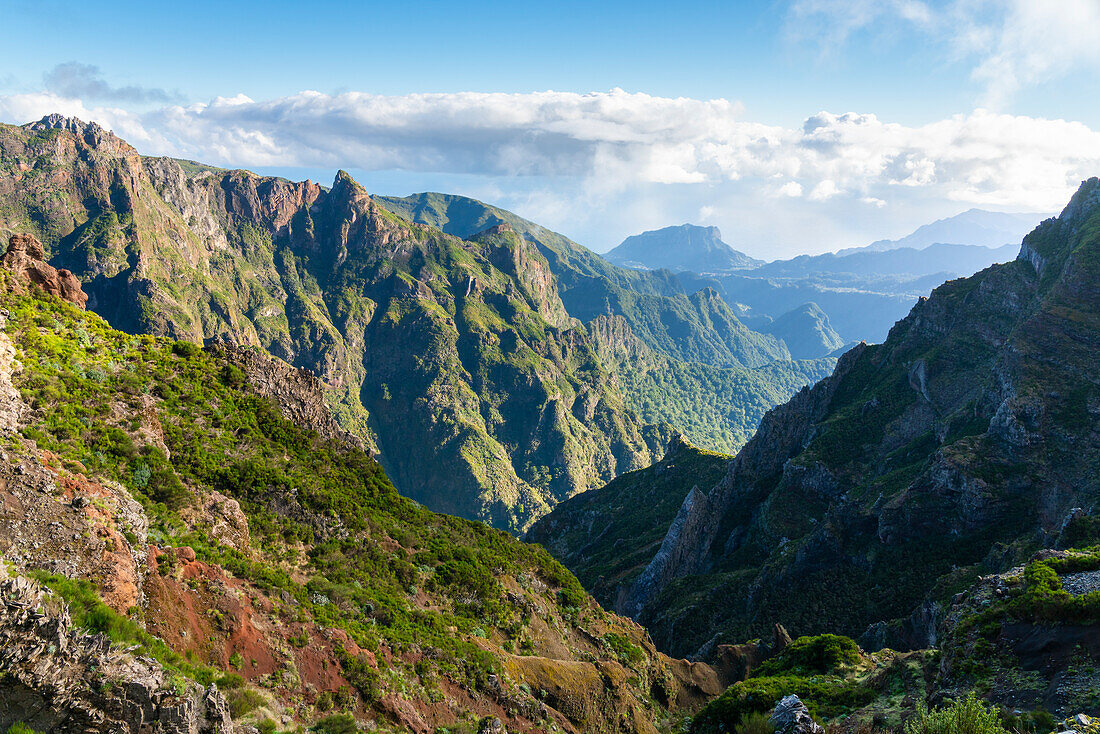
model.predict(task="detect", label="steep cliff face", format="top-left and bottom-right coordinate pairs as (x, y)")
top-left (619, 180), bottom-right (1100, 657)
top-left (526, 436), bottom-right (732, 610)
top-left (0, 117), bottom-right (671, 532)
top-left (0, 282), bottom-right (719, 733)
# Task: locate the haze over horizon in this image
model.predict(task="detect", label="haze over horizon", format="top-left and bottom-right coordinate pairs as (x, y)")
top-left (1, 0), bottom-right (1097, 258)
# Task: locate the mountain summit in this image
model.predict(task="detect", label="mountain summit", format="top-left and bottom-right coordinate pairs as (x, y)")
top-left (604, 224), bottom-right (762, 273)
top-left (849, 208), bottom-right (1048, 253)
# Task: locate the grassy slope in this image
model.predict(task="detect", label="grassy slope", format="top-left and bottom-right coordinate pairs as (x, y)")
top-left (2, 282), bottom-right (689, 732)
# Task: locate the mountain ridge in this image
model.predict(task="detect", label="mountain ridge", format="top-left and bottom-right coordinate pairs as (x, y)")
top-left (0, 116), bottom-right (677, 533)
top-left (603, 224), bottom-right (762, 274)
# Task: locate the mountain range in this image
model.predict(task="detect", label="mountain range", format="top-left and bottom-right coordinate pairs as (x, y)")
top-left (854, 207), bottom-right (1048, 253)
top-left (605, 215), bottom-right (1035, 344)
top-left (2, 112), bottom-right (1100, 733)
top-left (0, 117), bottom-right (847, 534)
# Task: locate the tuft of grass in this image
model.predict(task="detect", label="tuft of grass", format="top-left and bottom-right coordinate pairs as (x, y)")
top-left (903, 693), bottom-right (1007, 734)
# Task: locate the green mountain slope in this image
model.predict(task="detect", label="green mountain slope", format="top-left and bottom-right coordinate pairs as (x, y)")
top-left (613, 179), bottom-right (1100, 657)
top-left (0, 268), bottom-right (718, 732)
top-left (375, 192), bottom-right (791, 368)
top-left (587, 314), bottom-right (836, 454)
top-left (0, 117), bottom-right (671, 533)
top-left (761, 302), bottom-right (845, 359)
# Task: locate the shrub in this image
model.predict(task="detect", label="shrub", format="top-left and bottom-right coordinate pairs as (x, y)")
top-left (903, 693), bottom-right (1008, 734)
top-left (736, 712), bottom-right (775, 734)
top-left (758, 634), bottom-right (861, 676)
top-left (602, 632), bottom-right (644, 666)
top-left (172, 341), bottom-right (202, 358)
top-left (227, 688), bottom-right (267, 718)
top-left (334, 645), bottom-right (381, 704)
top-left (7, 725), bottom-right (43, 734)
top-left (312, 713), bottom-right (359, 733)
top-left (690, 674), bottom-right (873, 734)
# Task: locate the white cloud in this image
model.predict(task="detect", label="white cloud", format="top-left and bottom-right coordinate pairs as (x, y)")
top-left (809, 180), bottom-right (842, 201)
top-left (968, 0), bottom-right (1100, 109)
top-left (788, 0), bottom-right (1100, 109)
top-left (1, 87), bottom-right (1097, 256)
top-left (778, 181), bottom-right (804, 197)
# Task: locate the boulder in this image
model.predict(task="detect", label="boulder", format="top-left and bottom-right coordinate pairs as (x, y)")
top-left (770, 695), bottom-right (825, 734)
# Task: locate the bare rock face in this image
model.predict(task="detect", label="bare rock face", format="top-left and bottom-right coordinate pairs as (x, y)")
top-left (180, 490), bottom-right (250, 551)
top-left (0, 440), bottom-right (150, 615)
top-left (770, 695), bottom-right (825, 734)
top-left (207, 341), bottom-right (366, 452)
top-left (0, 311), bottom-right (24, 433)
top-left (0, 574), bottom-right (234, 733)
top-left (3, 233), bottom-right (88, 309)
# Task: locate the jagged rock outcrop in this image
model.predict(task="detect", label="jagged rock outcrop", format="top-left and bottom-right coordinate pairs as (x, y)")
top-left (936, 550), bottom-right (1100, 716)
top-left (2, 233), bottom-right (88, 308)
top-left (0, 439), bottom-right (149, 614)
top-left (0, 574), bottom-right (234, 733)
top-left (208, 341), bottom-right (366, 452)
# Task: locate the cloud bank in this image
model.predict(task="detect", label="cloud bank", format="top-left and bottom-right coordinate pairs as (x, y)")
top-left (1, 87), bottom-right (1096, 255)
top-left (3, 87), bottom-right (1097, 212)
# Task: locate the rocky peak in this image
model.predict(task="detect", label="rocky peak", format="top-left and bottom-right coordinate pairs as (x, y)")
top-left (1059, 177), bottom-right (1100, 226)
top-left (26, 113), bottom-right (136, 157)
top-left (2, 233), bottom-right (88, 309)
top-left (1019, 177), bottom-right (1100, 276)
top-left (29, 113), bottom-right (108, 140)
top-left (470, 222), bottom-right (573, 329)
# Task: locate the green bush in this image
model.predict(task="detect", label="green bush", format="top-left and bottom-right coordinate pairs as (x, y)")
top-left (7, 724), bottom-right (43, 734)
top-left (227, 687), bottom-right (267, 718)
top-left (691, 674), bottom-right (873, 733)
top-left (602, 632), bottom-right (644, 666)
top-left (736, 712), bottom-right (775, 734)
top-left (757, 634), bottom-right (862, 676)
top-left (903, 693), bottom-right (1008, 734)
top-left (312, 713), bottom-right (359, 733)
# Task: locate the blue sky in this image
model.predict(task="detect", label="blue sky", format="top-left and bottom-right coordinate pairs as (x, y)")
top-left (2, 0), bottom-right (1099, 257)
